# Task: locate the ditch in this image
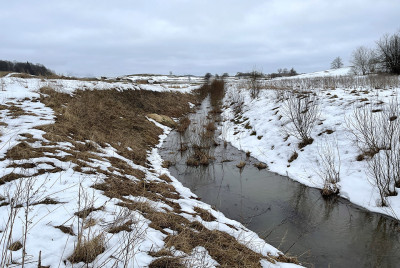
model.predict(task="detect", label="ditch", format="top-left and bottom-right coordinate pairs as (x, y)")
top-left (160, 96), bottom-right (400, 267)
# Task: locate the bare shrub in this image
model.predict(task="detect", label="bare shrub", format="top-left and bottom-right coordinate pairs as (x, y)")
top-left (266, 75), bottom-right (399, 92)
top-left (274, 88), bottom-right (290, 102)
top-left (0, 183), bottom-right (22, 266)
top-left (347, 98), bottom-right (400, 206)
top-left (101, 207), bottom-right (148, 267)
top-left (346, 104), bottom-right (382, 157)
top-left (247, 70), bottom-right (263, 99)
top-left (368, 148), bottom-right (399, 206)
top-left (226, 87), bottom-right (245, 115)
top-left (209, 79), bottom-right (225, 111)
top-left (282, 90), bottom-right (320, 146)
top-left (1, 78), bottom-right (5, 91)
top-left (186, 118), bottom-right (214, 167)
top-left (346, 98), bottom-right (399, 158)
top-left (0, 176), bottom-right (45, 266)
top-left (316, 138), bottom-right (341, 196)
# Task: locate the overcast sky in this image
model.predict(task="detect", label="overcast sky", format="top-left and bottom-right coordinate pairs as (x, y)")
top-left (1, 0), bottom-right (398, 77)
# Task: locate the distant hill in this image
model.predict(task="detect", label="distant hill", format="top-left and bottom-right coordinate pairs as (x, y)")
top-left (0, 60), bottom-right (54, 76)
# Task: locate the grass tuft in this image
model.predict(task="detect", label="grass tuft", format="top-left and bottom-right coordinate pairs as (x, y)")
top-left (68, 235), bottom-right (105, 263)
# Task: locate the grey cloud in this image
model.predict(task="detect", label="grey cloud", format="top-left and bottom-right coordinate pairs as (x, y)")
top-left (1, 0), bottom-right (398, 76)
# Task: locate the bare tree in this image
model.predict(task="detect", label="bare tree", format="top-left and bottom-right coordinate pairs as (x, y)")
top-left (331, 56), bottom-right (344, 69)
top-left (350, 46), bottom-right (376, 75)
top-left (376, 31), bottom-right (400, 74)
top-left (204, 73), bottom-right (212, 83)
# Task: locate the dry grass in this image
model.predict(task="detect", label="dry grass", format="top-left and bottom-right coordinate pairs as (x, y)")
top-left (75, 206), bottom-right (103, 218)
top-left (162, 160), bottom-right (174, 168)
top-left (107, 220), bottom-right (133, 234)
top-left (159, 174), bottom-right (173, 183)
top-left (3, 103), bottom-right (38, 118)
top-left (177, 117), bottom-right (191, 133)
top-left (149, 257), bottom-right (185, 268)
top-left (0, 173), bottom-right (26, 185)
top-left (236, 161), bottom-right (246, 169)
top-left (147, 113), bottom-right (177, 128)
top-left (4, 142), bottom-right (44, 160)
top-left (118, 198), bottom-right (290, 267)
top-left (0, 71), bottom-right (12, 77)
top-left (205, 121), bottom-right (217, 132)
top-left (39, 87), bottom-right (195, 165)
top-left (288, 151), bottom-right (298, 163)
top-left (68, 234), bottom-right (105, 263)
top-left (164, 228), bottom-right (268, 267)
top-left (55, 225), bottom-right (75, 236)
top-left (186, 148), bottom-right (212, 166)
top-left (10, 73), bottom-right (35, 78)
top-left (269, 253), bottom-right (299, 265)
top-left (6, 162), bottom-right (37, 169)
top-left (6, 104), bottom-right (25, 118)
top-left (32, 197), bottom-right (61, 206)
top-left (194, 207), bottom-right (216, 222)
top-left (254, 162), bottom-right (267, 170)
top-left (8, 241), bottom-right (23, 251)
top-left (93, 176), bottom-right (180, 201)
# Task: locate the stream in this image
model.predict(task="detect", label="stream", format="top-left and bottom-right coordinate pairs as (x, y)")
top-left (159, 98), bottom-right (400, 267)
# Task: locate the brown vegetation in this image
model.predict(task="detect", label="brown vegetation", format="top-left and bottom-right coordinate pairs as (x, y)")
top-left (254, 162), bottom-right (267, 170)
top-left (68, 235), bottom-right (105, 263)
top-left (39, 87), bottom-right (195, 165)
top-left (0, 82), bottom-right (297, 266)
top-left (236, 161), bottom-right (246, 169)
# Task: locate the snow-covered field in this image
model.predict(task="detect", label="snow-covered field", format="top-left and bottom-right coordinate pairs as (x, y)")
top-left (0, 74), bottom-right (300, 267)
top-left (221, 68), bottom-right (400, 219)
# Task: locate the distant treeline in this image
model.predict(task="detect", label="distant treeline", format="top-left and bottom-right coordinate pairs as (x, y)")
top-left (0, 60), bottom-right (54, 76)
top-left (235, 67), bottom-right (298, 79)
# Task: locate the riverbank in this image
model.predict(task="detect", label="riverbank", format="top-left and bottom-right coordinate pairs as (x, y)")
top-left (221, 69), bottom-right (400, 219)
top-left (0, 74), bottom-right (300, 267)
top-left (161, 95), bottom-right (400, 267)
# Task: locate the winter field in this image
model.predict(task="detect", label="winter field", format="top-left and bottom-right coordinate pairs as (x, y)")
top-left (0, 73), bottom-right (300, 267)
top-left (221, 67), bottom-right (400, 219)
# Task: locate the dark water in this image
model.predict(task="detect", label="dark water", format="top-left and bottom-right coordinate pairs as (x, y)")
top-left (160, 99), bottom-right (400, 267)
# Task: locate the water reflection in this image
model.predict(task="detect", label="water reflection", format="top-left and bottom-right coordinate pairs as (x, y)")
top-left (160, 99), bottom-right (400, 267)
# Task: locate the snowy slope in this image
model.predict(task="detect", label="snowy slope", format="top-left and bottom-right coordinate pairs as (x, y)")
top-left (284, 67), bottom-right (352, 79)
top-left (221, 72), bottom-right (400, 220)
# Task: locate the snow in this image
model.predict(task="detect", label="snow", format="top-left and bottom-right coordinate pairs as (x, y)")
top-left (287, 67), bottom-right (352, 79)
top-left (221, 72), bottom-right (400, 220)
top-left (0, 73), bottom-right (201, 98)
top-left (0, 74), bottom-right (300, 267)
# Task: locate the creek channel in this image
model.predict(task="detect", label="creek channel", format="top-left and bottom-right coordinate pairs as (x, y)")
top-left (159, 97), bottom-right (400, 267)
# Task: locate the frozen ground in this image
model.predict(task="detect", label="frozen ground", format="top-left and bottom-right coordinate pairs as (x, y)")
top-left (0, 74), bottom-right (300, 267)
top-left (221, 68), bottom-right (400, 219)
